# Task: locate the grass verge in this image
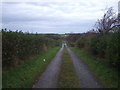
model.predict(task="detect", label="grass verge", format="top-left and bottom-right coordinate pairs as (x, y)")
top-left (58, 47), bottom-right (78, 88)
top-left (2, 47), bottom-right (60, 88)
top-left (71, 47), bottom-right (118, 88)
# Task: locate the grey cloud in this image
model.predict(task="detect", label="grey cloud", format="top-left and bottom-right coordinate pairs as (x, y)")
top-left (2, 0), bottom-right (119, 33)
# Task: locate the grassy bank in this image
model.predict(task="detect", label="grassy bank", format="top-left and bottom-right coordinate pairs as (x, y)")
top-left (58, 47), bottom-right (78, 88)
top-left (3, 47), bottom-right (60, 88)
top-left (71, 47), bottom-right (118, 88)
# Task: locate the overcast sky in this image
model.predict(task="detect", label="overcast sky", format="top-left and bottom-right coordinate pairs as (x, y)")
top-left (2, 0), bottom-right (119, 34)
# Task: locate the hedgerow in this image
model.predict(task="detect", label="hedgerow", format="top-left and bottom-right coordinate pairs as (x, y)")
top-left (2, 29), bottom-right (60, 67)
top-left (75, 31), bottom-right (119, 67)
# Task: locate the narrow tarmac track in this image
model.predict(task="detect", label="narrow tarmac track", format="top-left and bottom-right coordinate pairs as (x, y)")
top-left (32, 46), bottom-right (103, 88)
top-left (32, 47), bottom-right (63, 88)
top-left (67, 47), bottom-right (103, 88)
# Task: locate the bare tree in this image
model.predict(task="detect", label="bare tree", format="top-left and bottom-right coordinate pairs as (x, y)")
top-left (95, 7), bottom-right (118, 33)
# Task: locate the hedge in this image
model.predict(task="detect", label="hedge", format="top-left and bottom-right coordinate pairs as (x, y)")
top-left (2, 29), bottom-right (60, 67)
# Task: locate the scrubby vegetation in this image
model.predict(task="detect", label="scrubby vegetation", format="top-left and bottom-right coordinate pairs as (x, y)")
top-left (66, 7), bottom-right (119, 68)
top-left (66, 7), bottom-right (119, 88)
top-left (2, 29), bottom-right (61, 68)
top-left (75, 31), bottom-right (119, 67)
top-left (2, 29), bottom-right (62, 88)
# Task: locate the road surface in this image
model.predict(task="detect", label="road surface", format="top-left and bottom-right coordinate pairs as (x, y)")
top-left (32, 46), bottom-right (103, 88)
top-left (32, 47), bottom-right (63, 88)
top-left (67, 47), bottom-right (102, 88)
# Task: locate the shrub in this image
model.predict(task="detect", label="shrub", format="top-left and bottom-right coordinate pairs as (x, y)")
top-left (76, 37), bottom-right (86, 48)
top-left (88, 35), bottom-right (99, 55)
top-left (96, 35), bottom-right (107, 58)
top-left (2, 29), bottom-right (60, 67)
top-left (106, 31), bottom-right (119, 66)
top-left (75, 30), bottom-right (119, 67)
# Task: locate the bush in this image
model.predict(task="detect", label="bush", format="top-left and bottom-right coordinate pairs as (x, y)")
top-left (90, 35), bottom-right (107, 58)
top-left (97, 35), bottom-right (107, 58)
top-left (106, 31), bottom-right (119, 66)
top-left (88, 32), bottom-right (119, 67)
top-left (2, 29), bottom-right (60, 67)
top-left (88, 35), bottom-right (99, 55)
top-left (76, 37), bottom-right (86, 48)
top-left (75, 30), bottom-right (119, 67)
